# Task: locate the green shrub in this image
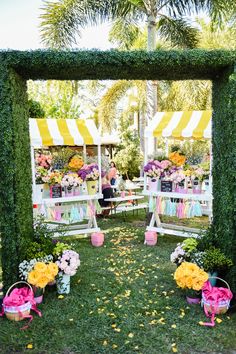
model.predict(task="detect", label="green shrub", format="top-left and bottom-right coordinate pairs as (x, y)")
top-left (202, 248), bottom-right (233, 274)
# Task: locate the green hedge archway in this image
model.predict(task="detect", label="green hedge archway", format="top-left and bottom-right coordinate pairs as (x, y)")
top-left (0, 49), bottom-right (235, 291)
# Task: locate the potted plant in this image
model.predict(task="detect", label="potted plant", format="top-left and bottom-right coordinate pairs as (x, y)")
top-left (53, 242), bottom-right (80, 294)
top-left (202, 248), bottom-right (233, 283)
top-left (174, 261), bottom-right (208, 304)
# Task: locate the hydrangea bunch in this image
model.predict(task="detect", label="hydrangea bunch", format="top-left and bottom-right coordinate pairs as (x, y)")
top-left (56, 250), bottom-right (80, 276)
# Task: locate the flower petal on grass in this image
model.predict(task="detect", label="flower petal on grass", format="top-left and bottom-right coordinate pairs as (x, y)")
top-left (58, 295), bottom-right (64, 299)
top-left (26, 344), bottom-right (33, 349)
top-left (216, 318), bottom-right (222, 323)
top-left (128, 333), bottom-right (134, 338)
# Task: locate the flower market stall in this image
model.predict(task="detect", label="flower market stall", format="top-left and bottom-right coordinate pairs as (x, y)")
top-left (143, 110), bottom-right (212, 238)
top-left (30, 118), bottom-right (102, 237)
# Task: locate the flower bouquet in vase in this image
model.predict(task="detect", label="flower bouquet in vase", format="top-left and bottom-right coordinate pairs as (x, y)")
top-left (61, 173), bottom-right (83, 197)
top-left (27, 261), bottom-right (59, 303)
top-left (54, 243), bottom-right (80, 294)
top-left (78, 163), bottom-right (99, 195)
top-left (144, 160), bottom-right (162, 192)
top-left (42, 171), bottom-right (62, 198)
top-left (174, 262), bottom-right (208, 304)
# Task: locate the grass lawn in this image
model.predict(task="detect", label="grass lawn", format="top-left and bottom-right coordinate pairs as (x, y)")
top-left (0, 212), bottom-right (236, 354)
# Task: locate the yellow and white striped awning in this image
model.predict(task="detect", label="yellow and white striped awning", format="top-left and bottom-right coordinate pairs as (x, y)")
top-left (29, 118), bottom-right (101, 147)
top-left (145, 110), bottom-right (212, 139)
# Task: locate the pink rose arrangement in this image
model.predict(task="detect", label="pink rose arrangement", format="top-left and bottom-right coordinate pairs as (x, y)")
top-left (56, 250), bottom-right (80, 276)
top-left (36, 153), bottom-right (52, 169)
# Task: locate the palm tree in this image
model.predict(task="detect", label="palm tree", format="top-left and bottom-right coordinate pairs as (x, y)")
top-left (40, 0), bottom-right (234, 156)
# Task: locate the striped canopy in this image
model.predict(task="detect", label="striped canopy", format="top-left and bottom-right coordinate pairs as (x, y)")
top-left (29, 118), bottom-right (101, 147)
top-left (145, 110), bottom-right (212, 139)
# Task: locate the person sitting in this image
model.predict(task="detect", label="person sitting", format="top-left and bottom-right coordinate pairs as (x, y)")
top-left (97, 175), bottom-right (114, 217)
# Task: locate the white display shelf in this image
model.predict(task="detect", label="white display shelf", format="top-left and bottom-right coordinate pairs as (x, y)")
top-left (142, 190), bottom-right (212, 202)
top-left (41, 194), bottom-right (103, 204)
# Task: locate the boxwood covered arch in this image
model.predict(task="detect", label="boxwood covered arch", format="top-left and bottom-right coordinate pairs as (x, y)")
top-left (0, 49), bottom-right (235, 291)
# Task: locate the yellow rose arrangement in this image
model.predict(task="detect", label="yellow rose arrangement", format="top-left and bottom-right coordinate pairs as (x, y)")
top-left (68, 155), bottom-right (84, 170)
top-left (28, 261), bottom-right (59, 288)
top-left (169, 152), bottom-right (186, 167)
top-left (174, 262), bottom-right (208, 291)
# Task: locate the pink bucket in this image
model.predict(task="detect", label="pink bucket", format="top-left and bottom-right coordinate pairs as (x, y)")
top-left (91, 232), bottom-right (104, 247)
top-left (144, 231), bottom-right (157, 246)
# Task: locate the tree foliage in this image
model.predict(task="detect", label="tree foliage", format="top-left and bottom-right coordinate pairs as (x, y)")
top-left (27, 80), bottom-right (82, 119)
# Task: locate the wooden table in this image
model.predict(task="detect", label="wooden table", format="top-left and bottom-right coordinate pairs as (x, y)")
top-left (104, 195), bottom-right (145, 215)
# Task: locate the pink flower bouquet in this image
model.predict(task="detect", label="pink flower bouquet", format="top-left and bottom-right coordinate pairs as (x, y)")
top-left (56, 250), bottom-right (80, 276)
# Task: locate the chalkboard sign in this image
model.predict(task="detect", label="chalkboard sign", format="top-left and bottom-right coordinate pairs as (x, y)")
top-left (50, 184), bottom-right (62, 198)
top-left (193, 180), bottom-right (199, 186)
top-left (161, 180), bottom-right (173, 192)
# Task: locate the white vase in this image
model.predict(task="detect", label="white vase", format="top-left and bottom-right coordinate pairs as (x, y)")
top-left (56, 272), bottom-right (70, 294)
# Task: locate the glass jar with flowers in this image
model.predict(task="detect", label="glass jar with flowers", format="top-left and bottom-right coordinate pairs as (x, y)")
top-left (143, 160), bottom-right (162, 192)
top-left (61, 173), bottom-right (83, 197)
top-left (53, 242), bottom-right (80, 294)
top-left (174, 262), bottom-right (208, 304)
top-left (78, 163), bottom-right (99, 195)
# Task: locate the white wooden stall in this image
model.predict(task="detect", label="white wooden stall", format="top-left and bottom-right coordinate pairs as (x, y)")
top-left (30, 118), bottom-right (102, 237)
top-left (143, 110), bottom-right (213, 238)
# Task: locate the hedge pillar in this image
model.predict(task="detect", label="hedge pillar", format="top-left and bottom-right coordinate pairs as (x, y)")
top-left (0, 66), bottom-right (34, 291)
top-left (212, 71), bottom-right (236, 291)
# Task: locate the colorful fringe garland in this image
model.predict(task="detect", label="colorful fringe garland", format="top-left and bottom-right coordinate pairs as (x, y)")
top-left (39, 201), bottom-right (97, 223)
top-left (149, 196), bottom-right (202, 219)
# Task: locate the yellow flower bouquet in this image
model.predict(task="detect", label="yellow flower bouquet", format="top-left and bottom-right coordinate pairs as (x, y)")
top-left (28, 261), bottom-right (59, 289)
top-left (169, 152), bottom-right (186, 167)
top-left (174, 262), bottom-right (208, 291)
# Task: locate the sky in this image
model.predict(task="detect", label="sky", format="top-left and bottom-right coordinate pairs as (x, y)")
top-left (0, 0), bottom-right (113, 50)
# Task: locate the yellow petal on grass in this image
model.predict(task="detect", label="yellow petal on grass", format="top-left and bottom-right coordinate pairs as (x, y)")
top-left (128, 333), bottom-right (134, 338)
top-left (171, 324), bottom-right (177, 328)
top-left (58, 295), bottom-right (64, 299)
top-left (111, 324), bottom-right (117, 328)
top-left (139, 324), bottom-right (144, 327)
top-left (103, 340), bottom-right (108, 346)
top-left (171, 343), bottom-right (176, 347)
top-left (198, 321), bottom-right (204, 326)
top-left (172, 347), bottom-right (178, 353)
top-left (69, 318), bottom-right (74, 321)
top-left (26, 344), bottom-right (33, 349)
top-left (112, 344), bottom-right (118, 349)
top-left (216, 318), bottom-right (222, 324)
top-left (114, 328), bottom-right (121, 332)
